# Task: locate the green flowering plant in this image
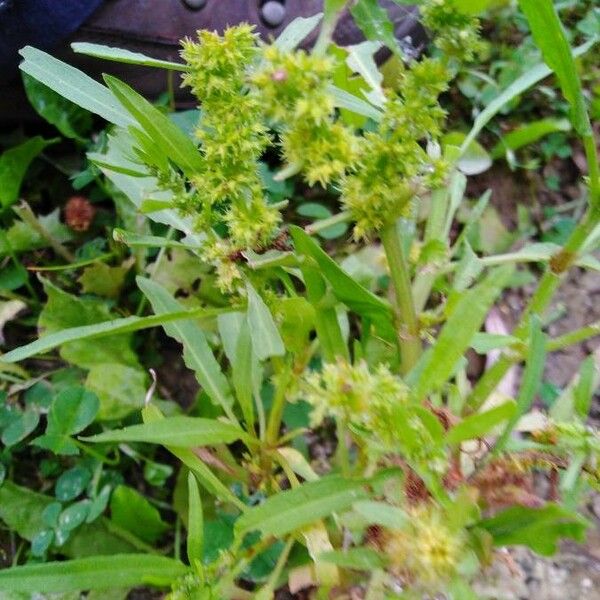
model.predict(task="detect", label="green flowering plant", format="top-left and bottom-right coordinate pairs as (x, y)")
top-left (1, 0), bottom-right (600, 598)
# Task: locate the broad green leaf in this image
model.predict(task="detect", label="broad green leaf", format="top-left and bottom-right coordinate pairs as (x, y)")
top-left (413, 265), bottom-right (514, 399)
top-left (104, 76), bottom-right (203, 176)
top-left (290, 226), bottom-right (395, 341)
top-left (319, 548), bottom-right (386, 570)
top-left (518, 0), bottom-right (592, 136)
top-left (72, 43), bottom-right (186, 70)
top-left (22, 73), bottom-right (92, 140)
top-left (235, 476), bottom-right (368, 538)
top-left (0, 555), bottom-right (188, 592)
top-left (246, 283), bottom-right (285, 360)
top-left (187, 473), bottom-right (204, 566)
top-left (1, 409), bottom-right (39, 447)
top-left (350, 0), bottom-right (400, 56)
top-left (274, 13), bottom-right (323, 51)
top-left (110, 485), bottom-right (168, 544)
top-left (0, 137), bottom-right (57, 209)
top-left (477, 503), bottom-right (588, 555)
top-left (1, 305), bottom-right (225, 363)
top-left (491, 118), bottom-right (571, 159)
top-left (79, 262), bottom-right (130, 299)
top-left (445, 401), bottom-right (517, 445)
top-left (460, 37), bottom-right (597, 154)
top-left (33, 386), bottom-right (100, 455)
top-left (37, 279), bottom-right (139, 370)
top-left (82, 415), bottom-right (250, 447)
top-left (471, 332), bottom-right (518, 354)
top-left (137, 277), bottom-right (235, 418)
top-left (85, 363), bottom-right (147, 421)
top-left (353, 501), bottom-right (408, 530)
top-left (19, 47), bottom-right (134, 127)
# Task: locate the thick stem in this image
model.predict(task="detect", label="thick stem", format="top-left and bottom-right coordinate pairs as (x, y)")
top-left (265, 360), bottom-right (292, 446)
top-left (380, 222), bottom-right (421, 374)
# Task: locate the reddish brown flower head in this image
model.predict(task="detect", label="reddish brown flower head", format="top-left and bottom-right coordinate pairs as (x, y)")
top-left (64, 196), bottom-right (95, 232)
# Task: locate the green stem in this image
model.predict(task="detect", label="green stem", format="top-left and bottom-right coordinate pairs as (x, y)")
top-left (305, 211), bottom-right (351, 236)
top-left (546, 320), bottom-right (600, 352)
top-left (468, 204), bottom-right (600, 410)
top-left (380, 222), bottom-right (421, 374)
top-left (266, 360), bottom-right (292, 446)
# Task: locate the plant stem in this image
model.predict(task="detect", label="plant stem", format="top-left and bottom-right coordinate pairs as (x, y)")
top-left (468, 203), bottom-right (600, 410)
top-left (304, 210), bottom-right (351, 236)
top-left (13, 201), bottom-right (75, 262)
top-left (380, 222), bottom-right (421, 374)
top-left (266, 360), bottom-right (292, 446)
top-left (546, 320), bottom-right (600, 352)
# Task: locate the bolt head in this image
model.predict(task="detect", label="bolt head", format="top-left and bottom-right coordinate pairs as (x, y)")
top-left (182, 0), bottom-right (206, 9)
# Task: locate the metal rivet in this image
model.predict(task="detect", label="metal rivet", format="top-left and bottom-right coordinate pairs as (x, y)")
top-left (261, 1), bottom-right (286, 28)
top-left (182, 0), bottom-right (206, 9)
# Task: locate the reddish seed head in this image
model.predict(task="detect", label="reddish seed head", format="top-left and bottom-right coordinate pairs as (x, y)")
top-left (64, 196), bottom-right (96, 232)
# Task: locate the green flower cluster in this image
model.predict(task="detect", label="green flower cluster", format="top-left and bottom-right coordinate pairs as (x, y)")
top-left (384, 505), bottom-right (467, 588)
top-left (252, 46), bottom-right (358, 187)
top-left (167, 573), bottom-right (218, 600)
top-left (421, 0), bottom-right (485, 62)
top-left (342, 59), bottom-right (451, 239)
top-left (180, 25), bottom-right (281, 291)
top-left (302, 359), bottom-right (408, 427)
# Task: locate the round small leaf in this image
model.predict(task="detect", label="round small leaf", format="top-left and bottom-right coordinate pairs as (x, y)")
top-left (55, 466), bottom-right (91, 502)
top-left (59, 500), bottom-right (90, 531)
top-left (47, 386), bottom-right (100, 436)
top-left (1, 410), bottom-right (40, 447)
top-left (42, 502), bottom-right (62, 528)
top-left (86, 484), bottom-right (111, 523)
top-left (31, 529), bottom-right (54, 557)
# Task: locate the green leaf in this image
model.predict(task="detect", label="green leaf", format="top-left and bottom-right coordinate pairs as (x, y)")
top-left (142, 405), bottom-right (246, 511)
top-left (33, 386), bottom-right (100, 455)
top-left (19, 47), bottom-right (134, 127)
top-left (0, 555), bottom-right (188, 593)
top-left (353, 500), bottom-right (408, 530)
top-left (186, 473), bottom-right (204, 566)
top-left (0, 481), bottom-right (136, 557)
top-left (72, 43), bottom-right (186, 70)
top-left (79, 262), bottom-right (130, 299)
top-left (345, 41), bottom-right (386, 107)
top-left (350, 0), bottom-right (400, 56)
top-left (235, 476), bottom-right (368, 538)
top-left (477, 503), bottom-right (588, 555)
top-left (0, 137), bottom-right (57, 209)
top-left (328, 84), bottom-right (383, 121)
top-left (445, 401), bottom-right (517, 445)
top-left (110, 485), bottom-right (168, 544)
top-left (22, 73), bottom-right (93, 140)
top-left (444, 132), bottom-right (491, 176)
top-left (573, 356), bottom-right (597, 419)
top-left (290, 226), bottom-right (394, 342)
top-left (56, 466), bottom-right (91, 502)
top-left (518, 0), bottom-right (592, 136)
top-left (85, 363), bottom-right (147, 421)
top-left (471, 332), bottom-right (518, 354)
top-left (491, 118), bottom-right (571, 159)
top-left (460, 37), bottom-right (597, 153)
top-left (1, 305), bottom-right (224, 364)
top-left (83, 415), bottom-right (249, 447)
top-left (274, 14), bottom-right (323, 51)
top-left (59, 501), bottom-right (91, 532)
top-left (137, 277), bottom-right (235, 419)
top-left (37, 278), bottom-right (139, 370)
top-left (1, 409), bottom-right (39, 447)
top-left (413, 265), bottom-right (514, 399)
top-left (319, 548), bottom-right (386, 570)
top-left (246, 283), bottom-right (285, 360)
top-left (104, 76), bottom-right (203, 176)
